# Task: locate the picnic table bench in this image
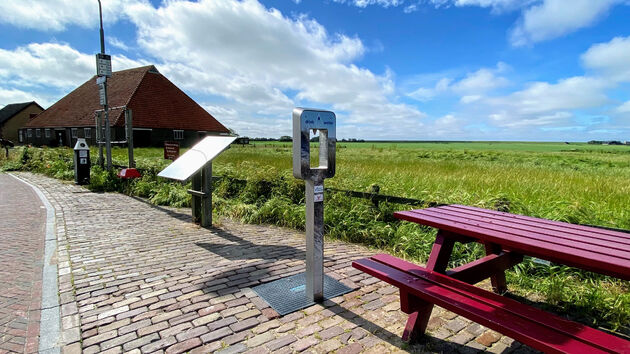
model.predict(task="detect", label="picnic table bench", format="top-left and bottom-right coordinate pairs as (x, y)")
top-left (352, 204), bottom-right (630, 353)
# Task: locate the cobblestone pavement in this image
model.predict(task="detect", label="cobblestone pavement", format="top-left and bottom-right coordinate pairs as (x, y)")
top-left (0, 174), bottom-right (45, 353)
top-left (18, 172), bottom-right (535, 354)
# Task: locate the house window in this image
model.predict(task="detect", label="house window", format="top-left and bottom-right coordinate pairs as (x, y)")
top-left (174, 130), bottom-right (184, 140)
top-left (45, 129), bottom-right (51, 138)
top-left (27, 129), bottom-right (33, 138)
top-left (71, 128), bottom-right (78, 138)
top-left (84, 128), bottom-right (91, 138)
top-left (36, 129), bottom-right (41, 138)
top-left (19, 130), bottom-right (23, 143)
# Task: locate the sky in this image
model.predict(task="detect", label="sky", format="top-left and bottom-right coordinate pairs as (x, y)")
top-left (0, 0), bottom-right (629, 141)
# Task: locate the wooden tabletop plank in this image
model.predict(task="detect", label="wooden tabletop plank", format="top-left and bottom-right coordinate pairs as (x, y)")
top-left (405, 209), bottom-right (630, 260)
top-left (444, 205), bottom-right (630, 249)
top-left (452, 205), bottom-right (630, 241)
top-left (394, 210), bottom-right (630, 280)
top-left (430, 207), bottom-right (630, 254)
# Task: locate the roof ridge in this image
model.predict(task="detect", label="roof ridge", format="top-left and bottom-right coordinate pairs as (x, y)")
top-left (113, 65), bottom-right (154, 74)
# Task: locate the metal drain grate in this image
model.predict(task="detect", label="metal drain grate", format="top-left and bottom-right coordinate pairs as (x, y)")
top-left (252, 272), bottom-right (354, 315)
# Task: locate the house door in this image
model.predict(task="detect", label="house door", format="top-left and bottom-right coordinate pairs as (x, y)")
top-left (55, 130), bottom-right (66, 147)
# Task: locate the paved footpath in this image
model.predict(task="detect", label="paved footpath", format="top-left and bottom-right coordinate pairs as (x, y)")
top-left (0, 174), bottom-right (45, 353)
top-left (16, 172), bottom-right (534, 354)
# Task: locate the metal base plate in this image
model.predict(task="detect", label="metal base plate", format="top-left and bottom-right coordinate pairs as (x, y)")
top-left (252, 272), bottom-right (354, 315)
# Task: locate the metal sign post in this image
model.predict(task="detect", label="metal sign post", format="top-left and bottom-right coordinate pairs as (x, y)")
top-left (158, 136), bottom-right (236, 227)
top-left (292, 108), bottom-right (336, 302)
top-left (96, 0), bottom-right (112, 171)
top-left (95, 111), bottom-right (104, 168)
top-left (125, 109), bottom-right (135, 168)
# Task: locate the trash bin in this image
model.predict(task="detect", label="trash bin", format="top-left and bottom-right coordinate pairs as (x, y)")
top-left (73, 138), bottom-right (90, 185)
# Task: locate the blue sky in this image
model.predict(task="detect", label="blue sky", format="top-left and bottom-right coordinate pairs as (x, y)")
top-left (0, 0), bottom-right (629, 141)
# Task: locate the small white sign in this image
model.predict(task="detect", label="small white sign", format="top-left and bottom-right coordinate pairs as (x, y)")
top-left (96, 53), bottom-right (112, 77)
top-left (314, 185), bottom-right (324, 193)
top-left (98, 83), bottom-right (106, 105)
top-left (79, 158), bottom-right (87, 164)
top-left (79, 150), bottom-right (88, 157)
top-left (533, 258), bottom-right (550, 266)
top-left (314, 193), bottom-right (324, 202)
top-left (96, 76), bottom-right (106, 85)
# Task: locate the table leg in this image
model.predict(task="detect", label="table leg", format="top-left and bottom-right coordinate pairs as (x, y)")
top-left (402, 230), bottom-right (455, 342)
top-left (426, 230), bottom-right (456, 272)
top-left (484, 243), bottom-right (507, 294)
top-left (400, 292), bottom-right (433, 343)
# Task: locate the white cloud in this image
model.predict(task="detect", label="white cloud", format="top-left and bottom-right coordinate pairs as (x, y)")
top-left (124, 0), bottom-right (425, 135)
top-left (107, 37), bottom-right (130, 51)
top-left (449, 0), bottom-right (532, 12)
top-left (581, 36), bottom-right (630, 82)
top-left (428, 0), bottom-right (628, 46)
top-left (0, 0), bottom-right (142, 31)
top-left (509, 0), bottom-right (621, 46)
top-left (0, 87), bottom-right (54, 108)
top-left (334, 0), bottom-right (404, 8)
top-left (487, 76), bottom-right (610, 116)
top-left (460, 95), bottom-right (481, 103)
top-left (491, 111), bottom-right (572, 128)
top-left (617, 101), bottom-right (630, 114)
top-left (408, 62), bottom-right (508, 102)
top-left (0, 42), bottom-right (147, 90)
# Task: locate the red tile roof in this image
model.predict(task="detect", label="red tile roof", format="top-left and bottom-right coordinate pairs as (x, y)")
top-left (26, 65), bottom-right (229, 133)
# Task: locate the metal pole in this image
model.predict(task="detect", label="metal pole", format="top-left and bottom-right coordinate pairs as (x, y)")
top-left (200, 162), bottom-right (212, 227)
top-left (104, 88), bottom-right (112, 171)
top-left (125, 108), bottom-right (134, 168)
top-left (96, 112), bottom-right (104, 168)
top-left (98, 0), bottom-right (105, 53)
top-left (97, 0), bottom-right (112, 171)
top-left (191, 172), bottom-right (201, 224)
top-left (305, 177), bottom-right (324, 302)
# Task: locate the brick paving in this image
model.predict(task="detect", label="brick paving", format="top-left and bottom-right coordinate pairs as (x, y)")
top-left (0, 174), bottom-right (45, 353)
top-left (17, 172), bottom-right (536, 353)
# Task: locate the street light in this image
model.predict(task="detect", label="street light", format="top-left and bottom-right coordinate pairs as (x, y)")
top-left (96, 0), bottom-right (112, 171)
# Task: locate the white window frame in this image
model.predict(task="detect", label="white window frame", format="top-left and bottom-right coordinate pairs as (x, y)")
top-left (84, 128), bottom-right (91, 138)
top-left (36, 129), bottom-right (41, 138)
top-left (19, 130), bottom-right (23, 142)
top-left (45, 129), bottom-right (51, 138)
top-left (71, 128), bottom-right (78, 138)
top-left (173, 130), bottom-right (184, 140)
top-left (27, 129), bottom-right (33, 138)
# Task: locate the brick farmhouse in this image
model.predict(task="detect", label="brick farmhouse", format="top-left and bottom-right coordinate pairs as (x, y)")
top-left (0, 101), bottom-right (43, 143)
top-left (22, 65), bottom-right (230, 147)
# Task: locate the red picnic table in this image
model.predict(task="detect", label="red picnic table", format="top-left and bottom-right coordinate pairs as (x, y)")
top-left (353, 204), bottom-right (630, 353)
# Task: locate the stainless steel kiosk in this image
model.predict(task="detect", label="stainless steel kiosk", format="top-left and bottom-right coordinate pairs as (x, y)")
top-left (158, 136), bottom-right (236, 227)
top-left (292, 108), bottom-right (336, 302)
top-left (251, 108), bottom-right (351, 315)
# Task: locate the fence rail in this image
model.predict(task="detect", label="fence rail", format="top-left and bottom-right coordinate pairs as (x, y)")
top-left (125, 166), bottom-right (630, 234)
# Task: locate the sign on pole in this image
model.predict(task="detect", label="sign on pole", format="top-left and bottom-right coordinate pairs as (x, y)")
top-left (98, 83), bottom-right (106, 105)
top-left (95, 53), bottom-right (112, 77)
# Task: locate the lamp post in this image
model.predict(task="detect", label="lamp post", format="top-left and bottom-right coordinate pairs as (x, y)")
top-left (97, 0), bottom-right (112, 171)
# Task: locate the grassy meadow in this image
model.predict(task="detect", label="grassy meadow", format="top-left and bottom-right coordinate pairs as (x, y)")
top-left (1, 141), bottom-right (629, 333)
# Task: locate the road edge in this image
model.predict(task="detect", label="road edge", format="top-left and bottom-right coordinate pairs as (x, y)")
top-left (8, 173), bottom-right (62, 354)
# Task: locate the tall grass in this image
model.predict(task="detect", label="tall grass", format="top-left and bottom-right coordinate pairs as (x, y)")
top-left (1, 142), bottom-right (629, 332)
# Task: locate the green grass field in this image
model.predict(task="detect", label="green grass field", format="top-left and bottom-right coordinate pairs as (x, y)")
top-left (2, 141), bottom-right (629, 332)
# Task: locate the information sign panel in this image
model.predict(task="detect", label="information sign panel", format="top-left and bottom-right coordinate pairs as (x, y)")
top-left (158, 136), bottom-right (236, 181)
top-left (164, 141), bottom-right (180, 160)
top-left (95, 53), bottom-right (112, 77)
top-left (98, 83), bottom-right (106, 105)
